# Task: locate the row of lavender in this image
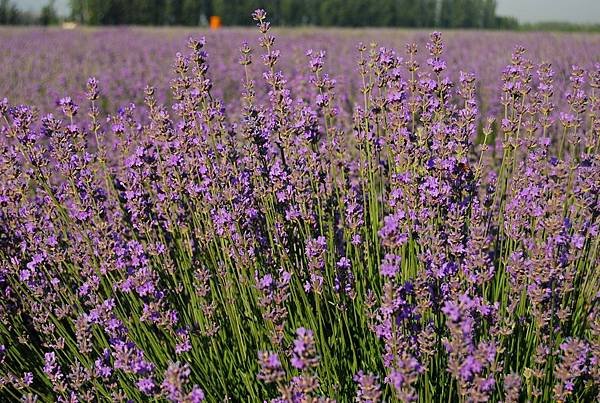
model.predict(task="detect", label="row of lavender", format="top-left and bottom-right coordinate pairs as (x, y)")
top-left (2, 27), bottom-right (600, 120)
top-left (1, 10), bottom-right (599, 402)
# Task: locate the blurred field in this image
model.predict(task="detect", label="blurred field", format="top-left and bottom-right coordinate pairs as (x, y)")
top-left (1, 27), bottom-right (599, 117)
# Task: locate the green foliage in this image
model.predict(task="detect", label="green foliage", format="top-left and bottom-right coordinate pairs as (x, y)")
top-left (0, 0), bottom-right (593, 30)
top-left (0, 0), bottom-right (37, 25)
top-left (40, 1), bottom-right (60, 26)
top-left (66, 0), bottom-right (513, 28)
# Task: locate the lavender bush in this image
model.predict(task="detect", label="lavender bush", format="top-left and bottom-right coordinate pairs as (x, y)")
top-left (1, 10), bottom-right (599, 402)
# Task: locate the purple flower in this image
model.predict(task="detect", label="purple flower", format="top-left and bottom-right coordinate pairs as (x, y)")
top-left (291, 327), bottom-right (319, 370)
top-left (188, 385), bottom-right (205, 402)
top-left (380, 254), bottom-right (401, 278)
top-left (161, 362), bottom-right (192, 402)
top-left (23, 372), bottom-right (33, 386)
top-left (354, 371), bottom-right (382, 402)
top-left (137, 377), bottom-right (156, 395)
top-left (257, 351), bottom-right (284, 383)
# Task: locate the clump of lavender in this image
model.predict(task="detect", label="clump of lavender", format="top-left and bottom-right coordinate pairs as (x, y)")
top-left (354, 371), bottom-right (382, 402)
top-left (0, 8), bottom-right (599, 402)
top-left (257, 327), bottom-right (331, 401)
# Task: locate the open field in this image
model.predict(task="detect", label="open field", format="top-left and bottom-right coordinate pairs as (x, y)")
top-left (0, 21), bottom-right (599, 401)
top-left (1, 26), bottom-right (599, 115)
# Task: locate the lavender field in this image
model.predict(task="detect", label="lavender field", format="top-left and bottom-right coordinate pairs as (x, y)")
top-left (1, 11), bottom-right (599, 402)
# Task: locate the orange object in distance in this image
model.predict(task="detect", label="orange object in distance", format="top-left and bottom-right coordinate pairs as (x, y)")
top-left (209, 16), bottom-right (222, 29)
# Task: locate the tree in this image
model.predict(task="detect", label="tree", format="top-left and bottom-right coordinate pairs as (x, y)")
top-left (0, 0), bottom-right (31, 25)
top-left (69, 0), bottom-right (85, 23)
top-left (482, 0), bottom-right (496, 28)
top-left (40, 0), bottom-right (59, 25)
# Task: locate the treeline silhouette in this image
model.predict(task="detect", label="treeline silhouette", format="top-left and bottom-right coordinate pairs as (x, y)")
top-left (1, 0), bottom-right (518, 29)
top-left (67, 0), bottom-right (518, 28)
top-left (0, 0), bottom-right (59, 25)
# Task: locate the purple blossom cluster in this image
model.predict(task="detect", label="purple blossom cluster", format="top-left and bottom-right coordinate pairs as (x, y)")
top-left (0, 10), bottom-right (599, 402)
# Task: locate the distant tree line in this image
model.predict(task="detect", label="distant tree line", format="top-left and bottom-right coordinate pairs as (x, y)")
top-left (67, 0), bottom-right (518, 29)
top-left (0, 0), bottom-right (59, 25)
top-left (0, 0), bottom-right (520, 29)
top-left (0, 0), bottom-right (36, 25)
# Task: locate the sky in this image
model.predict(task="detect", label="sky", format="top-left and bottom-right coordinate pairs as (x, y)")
top-left (17, 0), bottom-right (69, 15)
top-left (15, 0), bottom-right (600, 24)
top-left (496, 0), bottom-right (600, 24)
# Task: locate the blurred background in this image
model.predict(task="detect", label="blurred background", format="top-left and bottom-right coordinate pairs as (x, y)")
top-left (3, 0), bottom-right (600, 31)
top-left (0, 0), bottom-right (598, 117)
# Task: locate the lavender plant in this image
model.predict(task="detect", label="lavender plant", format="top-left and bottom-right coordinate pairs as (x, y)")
top-left (0, 10), bottom-right (599, 402)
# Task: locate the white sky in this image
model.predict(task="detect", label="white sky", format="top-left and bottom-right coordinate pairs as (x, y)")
top-left (497, 0), bottom-right (600, 24)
